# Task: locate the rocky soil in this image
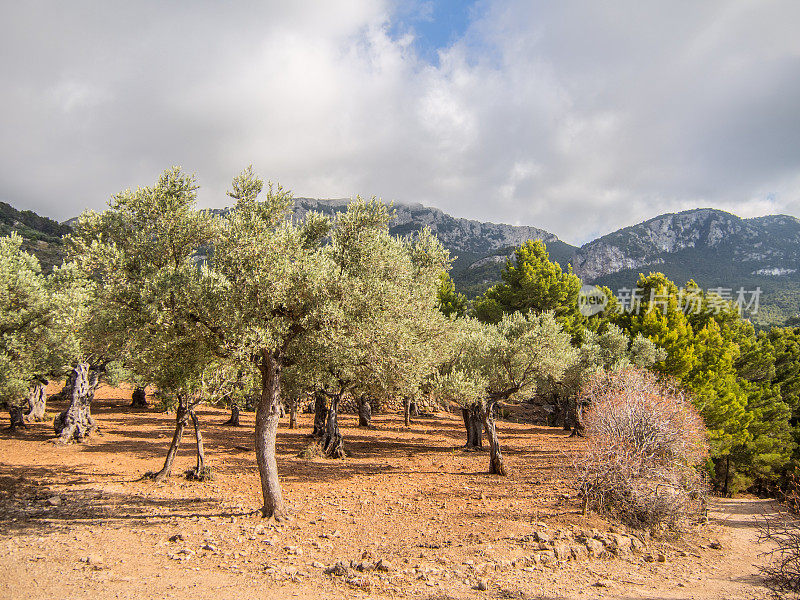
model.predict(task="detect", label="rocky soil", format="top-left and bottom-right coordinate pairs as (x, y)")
top-left (0, 384), bottom-right (778, 599)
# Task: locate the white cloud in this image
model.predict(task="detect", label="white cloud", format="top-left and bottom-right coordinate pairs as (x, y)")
top-left (1, 1), bottom-right (799, 245)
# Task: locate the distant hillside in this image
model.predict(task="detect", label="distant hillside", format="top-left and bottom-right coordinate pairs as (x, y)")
top-left (0, 202), bottom-right (70, 270)
top-left (571, 209), bottom-right (800, 325)
top-left (290, 198), bottom-right (574, 298)
top-left (8, 197), bottom-right (800, 325)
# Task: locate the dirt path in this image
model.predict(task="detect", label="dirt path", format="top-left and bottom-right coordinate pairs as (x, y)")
top-left (0, 388), bottom-right (784, 599)
top-left (613, 497), bottom-right (777, 600)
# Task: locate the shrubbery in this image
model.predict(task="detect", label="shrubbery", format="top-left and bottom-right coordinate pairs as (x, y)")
top-left (576, 368), bottom-right (709, 530)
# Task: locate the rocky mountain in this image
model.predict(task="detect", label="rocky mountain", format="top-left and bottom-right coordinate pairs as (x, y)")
top-left (572, 209), bottom-right (800, 281)
top-left (7, 198), bottom-right (800, 325)
top-left (290, 198), bottom-right (577, 297)
top-left (291, 198), bottom-right (561, 256)
top-left (571, 209), bottom-right (800, 325)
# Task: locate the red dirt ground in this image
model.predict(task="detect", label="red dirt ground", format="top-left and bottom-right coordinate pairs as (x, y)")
top-left (0, 384), bottom-right (776, 599)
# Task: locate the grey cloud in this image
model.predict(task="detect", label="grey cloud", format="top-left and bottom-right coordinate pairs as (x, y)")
top-left (1, 1), bottom-right (798, 245)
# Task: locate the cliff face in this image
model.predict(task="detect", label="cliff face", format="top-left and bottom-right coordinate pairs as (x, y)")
top-left (571, 209), bottom-right (800, 281)
top-left (291, 198), bottom-right (559, 256)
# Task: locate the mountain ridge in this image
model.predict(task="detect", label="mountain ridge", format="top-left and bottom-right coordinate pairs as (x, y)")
top-left (6, 198), bottom-right (800, 325)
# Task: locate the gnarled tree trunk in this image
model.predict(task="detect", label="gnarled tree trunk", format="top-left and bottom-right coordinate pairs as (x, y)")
top-left (255, 350), bottom-right (287, 520)
top-left (481, 399), bottom-right (507, 475)
top-left (312, 391), bottom-right (327, 438)
top-left (54, 363), bottom-right (99, 444)
top-left (131, 386), bottom-right (147, 408)
top-left (149, 395), bottom-right (189, 482)
top-left (187, 409), bottom-right (208, 479)
top-left (462, 403), bottom-right (483, 450)
top-left (289, 397), bottom-right (297, 429)
top-left (223, 398), bottom-right (241, 426)
top-left (8, 406), bottom-right (26, 430)
top-left (569, 396), bottom-right (587, 437)
top-left (24, 383), bottom-right (47, 422)
top-left (403, 397), bottom-right (411, 427)
top-left (357, 395), bottom-right (372, 428)
top-left (322, 394), bottom-right (344, 459)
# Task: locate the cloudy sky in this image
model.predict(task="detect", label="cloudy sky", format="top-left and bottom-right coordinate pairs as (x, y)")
top-left (1, 1), bottom-right (798, 244)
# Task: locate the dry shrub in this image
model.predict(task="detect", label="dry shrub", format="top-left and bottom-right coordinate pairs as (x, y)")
top-left (759, 476), bottom-right (800, 598)
top-left (759, 512), bottom-right (800, 598)
top-left (576, 367), bottom-right (709, 530)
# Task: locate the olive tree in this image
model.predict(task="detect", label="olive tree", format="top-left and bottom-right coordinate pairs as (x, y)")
top-left (558, 324), bottom-right (666, 436)
top-left (69, 167), bottom-right (222, 473)
top-left (437, 312), bottom-right (577, 475)
top-left (0, 234), bottom-right (83, 430)
top-left (298, 202), bottom-right (450, 456)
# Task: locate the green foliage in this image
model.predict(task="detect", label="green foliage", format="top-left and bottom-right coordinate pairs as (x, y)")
top-left (0, 234), bottom-right (81, 411)
top-left (436, 272), bottom-right (467, 318)
top-left (473, 240), bottom-right (580, 322)
top-left (70, 167), bottom-right (223, 401)
top-left (558, 324), bottom-right (665, 399)
top-left (436, 312), bottom-right (577, 407)
top-left (612, 271), bottom-right (798, 493)
top-left (472, 240), bottom-right (612, 339)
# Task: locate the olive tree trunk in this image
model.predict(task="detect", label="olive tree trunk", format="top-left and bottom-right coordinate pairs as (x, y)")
top-left (569, 395), bottom-right (587, 437)
top-left (223, 398), bottom-right (241, 426)
top-left (403, 397), bottom-right (411, 427)
top-left (54, 363), bottom-right (99, 444)
top-left (149, 395), bottom-right (189, 482)
top-left (8, 406), bottom-right (26, 430)
top-left (131, 386), bottom-right (147, 408)
top-left (312, 391), bottom-right (327, 438)
top-left (188, 409), bottom-right (208, 478)
top-left (24, 383), bottom-right (47, 421)
top-left (481, 399), bottom-right (507, 476)
top-left (462, 403), bottom-right (483, 450)
top-left (288, 397), bottom-right (297, 429)
top-left (255, 350), bottom-right (287, 520)
top-left (322, 394), bottom-right (344, 459)
top-left (357, 395), bottom-right (372, 428)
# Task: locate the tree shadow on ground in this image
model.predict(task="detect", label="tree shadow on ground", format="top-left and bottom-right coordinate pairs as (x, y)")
top-left (0, 463), bottom-right (254, 538)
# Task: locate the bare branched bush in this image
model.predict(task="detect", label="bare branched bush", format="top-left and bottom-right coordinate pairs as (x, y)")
top-left (759, 509), bottom-right (800, 598)
top-left (759, 476), bottom-right (800, 598)
top-left (576, 368), bottom-right (709, 530)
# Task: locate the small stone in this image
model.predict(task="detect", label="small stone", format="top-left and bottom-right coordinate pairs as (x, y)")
top-left (657, 553), bottom-right (667, 563)
top-left (312, 561), bottom-right (325, 569)
top-left (169, 534), bottom-right (185, 543)
top-left (537, 550), bottom-right (556, 565)
top-left (46, 496), bottom-right (62, 506)
top-left (610, 534), bottom-right (632, 555)
top-left (644, 554), bottom-right (655, 563)
top-left (375, 559), bottom-right (394, 572)
top-left (553, 543), bottom-right (572, 561)
top-left (710, 541), bottom-right (722, 550)
top-left (570, 544), bottom-right (588, 560)
top-left (84, 553), bottom-right (103, 565)
top-left (585, 538), bottom-right (605, 558)
top-left (325, 561), bottom-right (349, 576)
top-left (284, 545), bottom-right (303, 556)
top-left (593, 579), bottom-right (614, 588)
top-left (476, 578), bottom-right (488, 591)
top-left (201, 543), bottom-right (218, 552)
top-left (629, 536), bottom-right (646, 553)
top-left (534, 530), bottom-right (552, 544)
